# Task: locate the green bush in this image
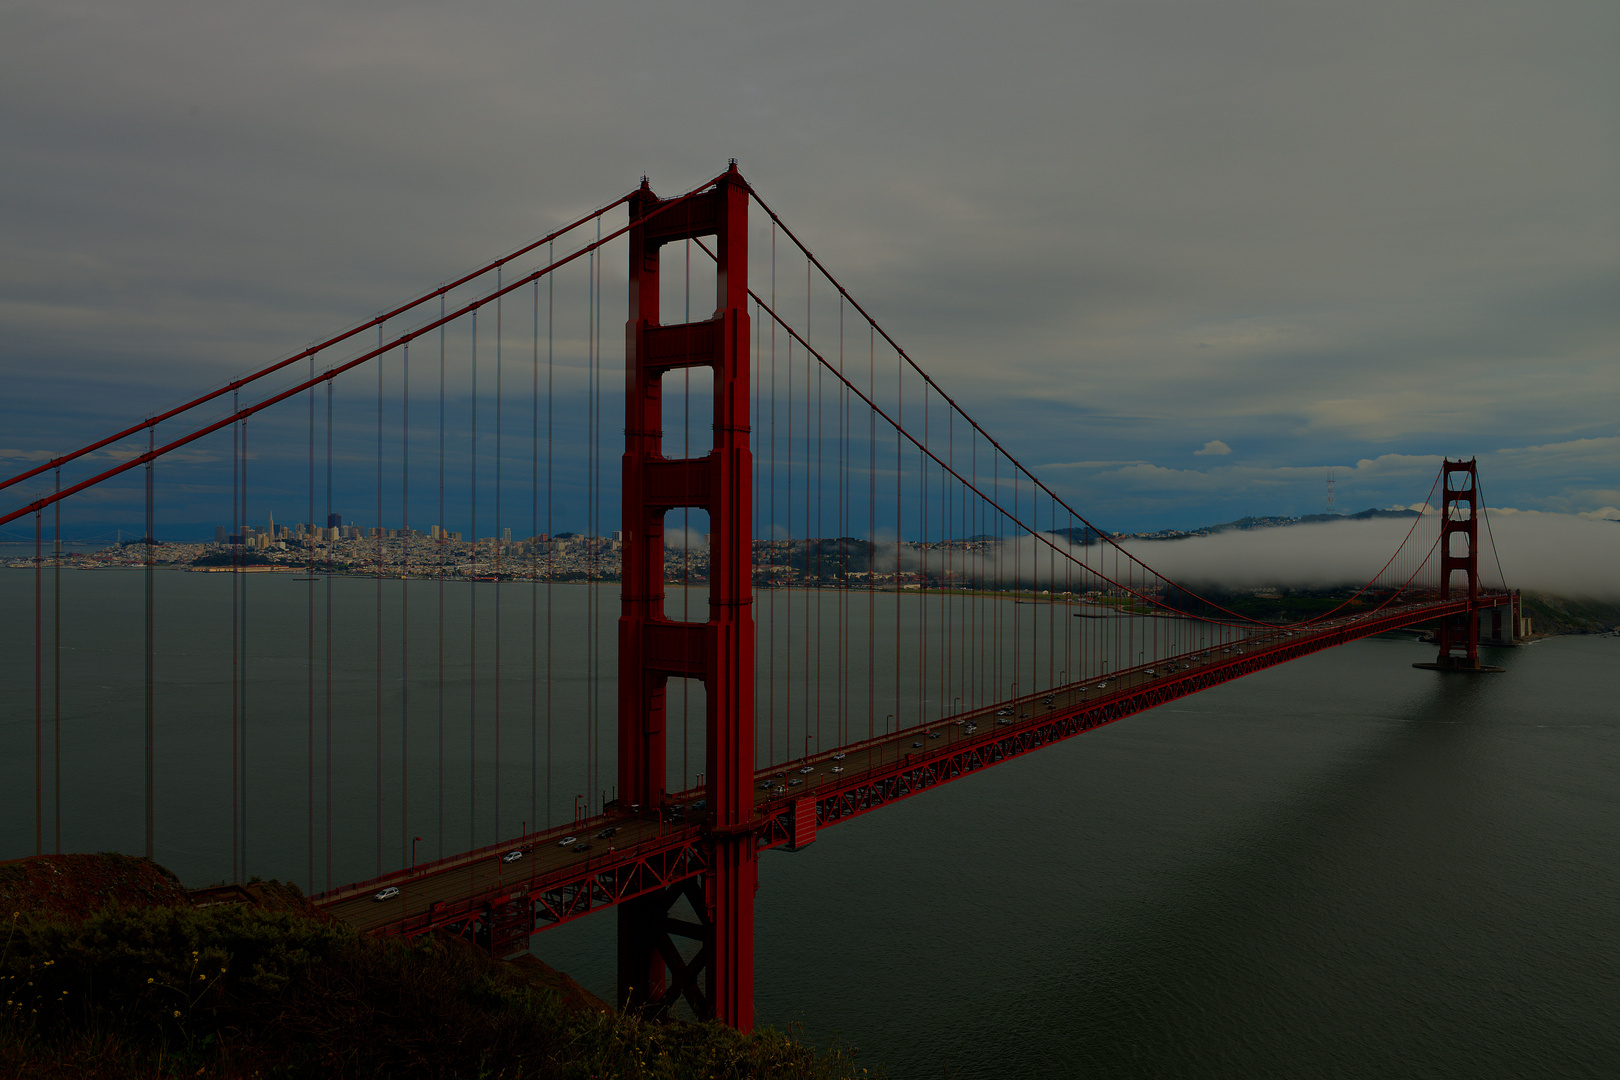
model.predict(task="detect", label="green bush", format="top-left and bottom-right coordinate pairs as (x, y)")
top-left (0, 905), bottom-right (876, 1079)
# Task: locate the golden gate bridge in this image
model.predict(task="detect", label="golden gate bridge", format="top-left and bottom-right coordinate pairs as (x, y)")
top-left (1, 164), bottom-right (1515, 1031)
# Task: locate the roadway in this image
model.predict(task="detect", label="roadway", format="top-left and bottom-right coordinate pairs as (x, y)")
top-left (319, 595), bottom-right (1509, 935)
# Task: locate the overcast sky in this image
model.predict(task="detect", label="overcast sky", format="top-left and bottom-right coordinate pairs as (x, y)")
top-left (3, 0), bottom-right (1616, 538)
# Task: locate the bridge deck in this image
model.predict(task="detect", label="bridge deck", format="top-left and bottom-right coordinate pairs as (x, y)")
top-left (316, 595), bottom-right (1509, 939)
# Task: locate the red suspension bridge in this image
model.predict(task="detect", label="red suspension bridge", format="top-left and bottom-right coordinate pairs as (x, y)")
top-left (2, 165), bottom-right (1515, 1031)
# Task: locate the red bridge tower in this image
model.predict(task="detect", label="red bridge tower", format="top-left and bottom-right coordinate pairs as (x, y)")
top-left (618, 165), bottom-right (756, 1028)
top-left (1416, 457), bottom-right (1509, 672)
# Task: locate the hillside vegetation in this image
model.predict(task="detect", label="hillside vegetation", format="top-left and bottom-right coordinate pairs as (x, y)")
top-left (1, 854), bottom-right (875, 1080)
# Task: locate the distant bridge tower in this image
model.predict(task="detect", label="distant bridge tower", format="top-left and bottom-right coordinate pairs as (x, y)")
top-left (1417, 457), bottom-right (1501, 672)
top-left (618, 165), bottom-right (756, 1028)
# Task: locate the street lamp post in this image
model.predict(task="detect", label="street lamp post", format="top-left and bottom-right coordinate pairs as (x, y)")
top-left (411, 835), bottom-right (423, 873)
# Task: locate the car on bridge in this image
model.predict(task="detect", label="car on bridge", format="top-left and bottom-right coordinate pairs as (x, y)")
top-left (501, 849), bottom-right (524, 863)
top-left (597, 826), bottom-right (618, 839)
top-left (558, 836), bottom-right (578, 847)
top-left (373, 886), bottom-right (399, 902)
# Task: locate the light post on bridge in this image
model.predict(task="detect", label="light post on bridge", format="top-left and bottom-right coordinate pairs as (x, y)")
top-left (411, 835), bottom-right (423, 873)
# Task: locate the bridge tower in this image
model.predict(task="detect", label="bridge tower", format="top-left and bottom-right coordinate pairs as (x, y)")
top-left (1432, 457), bottom-right (1483, 669)
top-left (618, 165), bottom-right (756, 1028)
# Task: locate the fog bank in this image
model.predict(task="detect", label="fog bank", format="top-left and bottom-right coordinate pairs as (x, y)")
top-left (1115, 513), bottom-right (1620, 600)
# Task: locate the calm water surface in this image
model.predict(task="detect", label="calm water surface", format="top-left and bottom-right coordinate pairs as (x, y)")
top-left (2, 557), bottom-right (1615, 1078)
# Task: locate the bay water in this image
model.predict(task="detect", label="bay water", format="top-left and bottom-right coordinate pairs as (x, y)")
top-left (2, 551), bottom-right (1615, 1078)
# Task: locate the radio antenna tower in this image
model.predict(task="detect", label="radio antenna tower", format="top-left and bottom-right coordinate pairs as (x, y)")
top-left (1327, 468), bottom-right (1336, 515)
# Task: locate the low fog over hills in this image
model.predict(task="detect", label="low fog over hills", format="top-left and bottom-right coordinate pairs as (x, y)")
top-left (1110, 510), bottom-right (1620, 602)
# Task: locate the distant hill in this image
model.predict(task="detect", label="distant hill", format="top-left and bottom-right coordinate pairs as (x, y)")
top-left (1113, 507), bottom-right (1420, 541)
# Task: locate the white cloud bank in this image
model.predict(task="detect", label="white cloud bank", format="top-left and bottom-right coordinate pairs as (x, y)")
top-left (1113, 513), bottom-right (1620, 601)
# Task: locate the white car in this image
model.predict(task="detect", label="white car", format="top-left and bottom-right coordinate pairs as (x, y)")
top-left (799, 765), bottom-right (814, 774)
top-left (832, 752), bottom-right (847, 760)
top-left (501, 850), bottom-right (524, 863)
top-left (558, 836), bottom-right (578, 847)
top-left (373, 886), bottom-right (400, 902)
top-left (831, 765), bottom-right (844, 773)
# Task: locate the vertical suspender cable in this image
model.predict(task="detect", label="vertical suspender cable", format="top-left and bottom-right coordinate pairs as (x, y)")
top-left (376, 326), bottom-right (385, 876)
top-left (753, 297), bottom-right (761, 771)
top-left (532, 276), bottom-right (539, 834)
top-left (494, 268), bottom-right (503, 840)
top-left (894, 343), bottom-right (902, 732)
top-left (683, 235), bottom-right (692, 788)
top-left (594, 223), bottom-right (603, 810)
top-left (808, 261), bottom-right (817, 760)
top-left (838, 296), bottom-right (846, 747)
top-left (546, 244), bottom-right (554, 829)
top-left (239, 418), bottom-right (249, 880)
top-left (401, 340), bottom-right (410, 867)
top-left (231, 399), bottom-right (239, 881)
top-left (308, 359), bottom-right (316, 889)
top-left (585, 244), bottom-right (595, 815)
top-left (53, 470), bottom-right (61, 854)
top-left (470, 311), bottom-right (479, 850)
top-left (325, 380), bottom-right (334, 888)
top-left (768, 224), bottom-right (776, 765)
top-left (785, 312), bottom-right (793, 754)
top-left (145, 424), bottom-right (154, 861)
top-left (437, 295), bottom-right (445, 859)
top-left (34, 503), bottom-right (41, 855)
top-left (587, 233), bottom-right (599, 812)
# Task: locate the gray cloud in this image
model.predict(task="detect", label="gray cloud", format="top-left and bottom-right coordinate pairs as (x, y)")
top-left (2, 0), bottom-right (1615, 533)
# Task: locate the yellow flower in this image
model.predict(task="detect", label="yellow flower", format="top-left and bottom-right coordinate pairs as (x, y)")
top-left (173, 1010), bottom-right (182, 1018)
top-left (147, 977), bottom-right (154, 984)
